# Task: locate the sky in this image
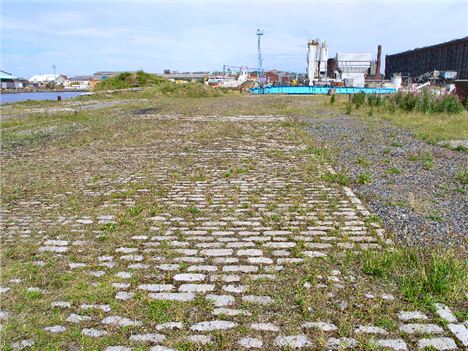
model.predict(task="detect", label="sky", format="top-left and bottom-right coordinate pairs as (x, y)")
top-left (1, 0), bottom-right (468, 78)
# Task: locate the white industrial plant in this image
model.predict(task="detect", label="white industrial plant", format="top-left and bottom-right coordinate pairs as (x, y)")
top-left (307, 39), bottom-right (329, 83)
top-left (336, 52), bottom-right (372, 87)
top-left (306, 38), bottom-right (372, 87)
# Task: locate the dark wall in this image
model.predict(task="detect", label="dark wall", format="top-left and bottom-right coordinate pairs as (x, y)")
top-left (385, 37), bottom-right (468, 79)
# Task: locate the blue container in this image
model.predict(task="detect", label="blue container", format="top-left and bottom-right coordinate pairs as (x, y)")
top-left (250, 85), bottom-right (396, 95)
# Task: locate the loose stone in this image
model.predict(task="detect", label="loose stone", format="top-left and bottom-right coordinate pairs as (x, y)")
top-left (187, 335), bottom-right (212, 344)
top-left (138, 284), bottom-right (174, 292)
top-left (398, 311), bottom-right (428, 321)
top-left (44, 325), bottom-right (66, 333)
top-left (82, 328), bottom-right (107, 337)
top-left (434, 303), bottom-right (457, 323)
top-left (155, 321), bottom-right (184, 330)
top-left (274, 335), bottom-right (311, 348)
top-left (101, 316), bottom-right (142, 327)
top-left (178, 284), bottom-right (215, 293)
top-left (399, 323), bottom-right (443, 334)
top-left (116, 291), bottom-right (134, 300)
top-left (206, 294), bottom-right (235, 306)
top-left (239, 337), bottom-right (263, 348)
top-left (173, 273), bottom-right (205, 282)
top-left (302, 321), bottom-right (337, 332)
top-left (149, 293), bottom-right (195, 301)
top-left (66, 313), bottom-right (92, 323)
top-left (417, 337), bottom-right (457, 350)
top-left (373, 339), bottom-right (408, 351)
top-left (327, 337), bottom-right (358, 349)
top-left (12, 340), bottom-right (35, 351)
top-left (129, 333), bottom-right (165, 343)
top-left (355, 325), bottom-right (388, 334)
top-left (250, 323), bottom-right (280, 331)
top-left (447, 323), bottom-right (468, 346)
top-left (190, 320), bottom-right (237, 331)
top-left (51, 301), bottom-right (71, 308)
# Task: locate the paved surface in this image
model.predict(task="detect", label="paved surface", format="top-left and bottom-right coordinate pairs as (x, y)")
top-left (1, 115), bottom-right (466, 350)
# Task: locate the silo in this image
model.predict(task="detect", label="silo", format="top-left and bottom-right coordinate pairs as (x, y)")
top-left (307, 39), bottom-right (319, 85)
top-left (327, 58), bottom-right (338, 78)
top-left (319, 42), bottom-right (328, 78)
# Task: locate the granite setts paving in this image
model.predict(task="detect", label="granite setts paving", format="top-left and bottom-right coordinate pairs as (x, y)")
top-left (1, 114), bottom-right (466, 350)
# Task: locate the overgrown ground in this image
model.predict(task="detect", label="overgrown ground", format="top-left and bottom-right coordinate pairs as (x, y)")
top-left (1, 92), bottom-right (467, 350)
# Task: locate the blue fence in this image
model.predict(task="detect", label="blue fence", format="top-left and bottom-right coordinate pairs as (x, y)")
top-left (250, 86), bottom-right (397, 95)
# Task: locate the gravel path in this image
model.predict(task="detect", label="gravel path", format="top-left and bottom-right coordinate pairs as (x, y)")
top-left (306, 115), bottom-right (467, 253)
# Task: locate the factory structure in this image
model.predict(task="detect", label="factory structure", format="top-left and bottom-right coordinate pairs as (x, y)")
top-left (305, 39), bottom-right (381, 87)
top-left (385, 37), bottom-right (468, 80)
top-left (251, 32), bottom-right (466, 96)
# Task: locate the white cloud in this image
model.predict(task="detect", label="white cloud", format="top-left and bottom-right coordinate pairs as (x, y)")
top-left (2, 1), bottom-right (467, 76)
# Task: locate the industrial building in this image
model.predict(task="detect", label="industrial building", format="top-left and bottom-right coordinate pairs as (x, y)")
top-left (0, 70), bottom-right (24, 89)
top-left (306, 39), bottom-right (375, 87)
top-left (385, 37), bottom-right (468, 79)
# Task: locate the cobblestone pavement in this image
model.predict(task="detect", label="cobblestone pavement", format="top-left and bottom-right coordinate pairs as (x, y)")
top-left (1, 115), bottom-right (467, 350)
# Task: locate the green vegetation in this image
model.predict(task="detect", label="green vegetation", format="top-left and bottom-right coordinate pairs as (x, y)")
top-left (147, 300), bottom-right (175, 323)
top-left (387, 167), bottom-right (402, 175)
top-left (94, 70), bottom-right (222, 98)
top-left (349, 91), bottom-right (465, 115)
top-left (408, 152), bottom-right (434, 169)
top-left (321, 171), bottom-right (350, 186)
top-left (356, 157), bottom-right (370, 167)
top-left (454, 169), bottom-right (468, 185)
top-left (329, 92), bottom-right (468, 143)
top-left (361, 248), bottom-right (467, 306)
top-left (351, 92), bottom-right (366, 108)
top-left (356, 172), bottom-right (372, 184)
top-left (94, 70), bottom-right (167, 90)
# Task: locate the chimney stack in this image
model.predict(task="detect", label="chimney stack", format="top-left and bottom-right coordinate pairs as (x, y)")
top-left (376, 45), bottom-right (382, 79)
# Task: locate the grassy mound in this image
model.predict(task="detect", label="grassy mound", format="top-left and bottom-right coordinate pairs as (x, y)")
top-left (93, 70), bottom-right (222, 98)
top-left (94, 71), bottom-right (166, 91)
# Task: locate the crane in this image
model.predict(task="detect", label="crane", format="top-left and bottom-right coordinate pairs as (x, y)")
top-left (256, 29), bottom-right (264, 85)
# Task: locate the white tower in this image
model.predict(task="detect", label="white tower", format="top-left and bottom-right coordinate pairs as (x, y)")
top-left (307, 39), bottom-right (328, 85)
top-left (307, 39), bottom-right (319, 85)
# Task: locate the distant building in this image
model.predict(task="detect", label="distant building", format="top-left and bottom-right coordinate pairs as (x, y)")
top-left (248, 70), bottom-right (294, 85)
top-left (29, 73), bottom-right (67, 87)
top-left (0, 70), bottom-right (24, 89)
top-left (64, 75), bottom-right (92, 90)
top-left (385, 37), bottom-right (468, 79)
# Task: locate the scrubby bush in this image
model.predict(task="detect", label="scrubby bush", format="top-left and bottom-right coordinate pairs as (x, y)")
top-left (431, 95), bottom-right (464, 114)
top-left (366, 94), bottom-right (383, 107)
top-left (371, 91), bottom-right (465, 115)
top-left (416, 91), bottom-right (431, 113)
top-left (397, 92), bottom-right (419, 111)
top-left (351, 92), bottom-right (366, 108)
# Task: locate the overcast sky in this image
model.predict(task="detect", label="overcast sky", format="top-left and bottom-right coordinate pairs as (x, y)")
top-left (2, 0), bottom-right (467, 77)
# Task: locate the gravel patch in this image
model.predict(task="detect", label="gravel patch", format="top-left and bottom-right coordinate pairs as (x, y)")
top-left (306, 115), bottom-right (467, 253)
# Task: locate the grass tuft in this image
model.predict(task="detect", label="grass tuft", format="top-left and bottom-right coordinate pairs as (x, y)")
top-left (361, 248), bottom-right (467, 305)
top-left (321, 171), bottom-right (350, 186)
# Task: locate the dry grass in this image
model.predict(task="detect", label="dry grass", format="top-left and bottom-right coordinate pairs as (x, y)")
top-left (1, 92), bottom-right (467, 350)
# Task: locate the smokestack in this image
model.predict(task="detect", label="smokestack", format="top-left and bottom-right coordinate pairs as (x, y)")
top-left (376, 45), bottom-right (382, 79)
